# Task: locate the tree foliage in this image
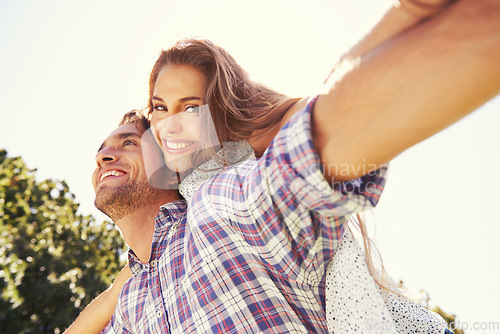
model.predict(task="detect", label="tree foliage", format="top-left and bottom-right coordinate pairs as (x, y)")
top-left (0, 149), bottom-right (126, 333)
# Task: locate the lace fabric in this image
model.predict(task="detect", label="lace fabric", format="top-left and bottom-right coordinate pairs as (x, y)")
top-left (179, 141), bottom-right (255, 201)
top-left (326, 227), bottom-right (446, 333)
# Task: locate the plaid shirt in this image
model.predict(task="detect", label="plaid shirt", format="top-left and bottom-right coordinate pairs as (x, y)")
top-left (103, 97), bottom-right (387, 333)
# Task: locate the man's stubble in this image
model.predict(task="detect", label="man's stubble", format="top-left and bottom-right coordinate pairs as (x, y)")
top-left (94, 180), bottom-right (160, 221)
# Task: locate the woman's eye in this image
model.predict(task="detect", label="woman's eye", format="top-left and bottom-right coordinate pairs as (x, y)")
top-left (154, 105), bottom-right (167, 112)
top-left (184, 105), bottom-right (200, 114)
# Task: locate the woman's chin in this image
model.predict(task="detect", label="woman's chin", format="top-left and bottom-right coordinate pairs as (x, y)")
top-left (165, 158), bottom-right (194, 175)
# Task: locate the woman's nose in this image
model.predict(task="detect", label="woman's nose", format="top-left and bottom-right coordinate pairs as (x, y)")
top-left (159, 113), bottom-right (184, 135)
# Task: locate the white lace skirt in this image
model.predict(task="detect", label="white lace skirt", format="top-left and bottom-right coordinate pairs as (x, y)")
top-left (326, 228), bottom-right (447, 333)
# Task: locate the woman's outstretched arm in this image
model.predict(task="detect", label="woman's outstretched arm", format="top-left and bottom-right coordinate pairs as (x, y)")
top-left (64, 265), bottom-right (132, 334)
top-left (335, 0), bottom-right (456, 64)
top-left (253, 0), bottom-right (458, 155)
top-left (312, 0), bottom-right (500, 181)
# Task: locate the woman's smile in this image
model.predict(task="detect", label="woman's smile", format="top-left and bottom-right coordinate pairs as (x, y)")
top-left (161, 139), bottom-right (198, 154)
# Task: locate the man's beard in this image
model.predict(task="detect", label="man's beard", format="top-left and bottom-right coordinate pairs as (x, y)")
top-left (94, 180), bottom-right (160, 221)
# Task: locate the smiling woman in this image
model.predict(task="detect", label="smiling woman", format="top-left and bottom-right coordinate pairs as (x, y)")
top-left (150, 64), bottom-right (220, 176)
top-left (147, 38), bottom-right (301, 156)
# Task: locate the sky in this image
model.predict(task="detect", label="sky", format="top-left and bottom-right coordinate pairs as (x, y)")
top-left (1, 0), bottom-right (499, 332)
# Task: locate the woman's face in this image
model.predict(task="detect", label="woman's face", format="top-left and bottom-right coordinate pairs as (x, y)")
top-left (150, 64), bottom-right (207, 173)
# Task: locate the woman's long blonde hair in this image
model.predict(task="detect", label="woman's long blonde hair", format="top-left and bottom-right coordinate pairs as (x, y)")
top-left (148, 38), bottom-right (300, 144)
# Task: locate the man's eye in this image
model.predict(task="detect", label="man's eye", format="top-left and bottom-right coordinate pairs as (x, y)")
top-left (123, 140), bottom-right (136, 146)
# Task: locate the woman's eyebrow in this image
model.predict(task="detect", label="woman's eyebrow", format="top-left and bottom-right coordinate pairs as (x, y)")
top-left (151, 96), bottom-right (164, 102)
top-left (179, 96), bottom-right (201, 102)
top-left (151, 96), bottom-right (201, 102)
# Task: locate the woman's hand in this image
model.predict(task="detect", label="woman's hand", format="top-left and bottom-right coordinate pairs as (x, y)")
top-left (329, 0), bottom-right (457, 66)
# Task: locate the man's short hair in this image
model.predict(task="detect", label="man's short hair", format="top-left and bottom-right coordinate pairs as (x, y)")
top-left (119, 110), bottom-right (150, 133)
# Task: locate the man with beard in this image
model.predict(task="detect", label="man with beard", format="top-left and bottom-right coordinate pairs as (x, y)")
top-left (65, 112), bottom-right (183, 333)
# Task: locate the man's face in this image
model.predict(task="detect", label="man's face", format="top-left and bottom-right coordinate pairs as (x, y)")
top-left (92, 123), bottom-right (165, 220)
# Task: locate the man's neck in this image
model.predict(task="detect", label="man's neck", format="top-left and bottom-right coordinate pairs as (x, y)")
top-left (114, 205), bottom-right (161, 263)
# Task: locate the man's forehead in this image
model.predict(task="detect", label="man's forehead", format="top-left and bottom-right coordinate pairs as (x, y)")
top-left (98, 124), bottom-right (142, 152)
top-left (109, 123), bottom-right (140, 137)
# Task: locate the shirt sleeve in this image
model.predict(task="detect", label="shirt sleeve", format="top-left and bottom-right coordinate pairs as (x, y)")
top-left (254, 95), bottom-right (387, 217)
top-left (100, 293), bottom-right (133, 334)
top-left (100, 315), bottom-right (132, 334)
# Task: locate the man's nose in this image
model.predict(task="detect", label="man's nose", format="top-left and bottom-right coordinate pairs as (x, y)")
top-left (95, 147), bottom-right (118, 167)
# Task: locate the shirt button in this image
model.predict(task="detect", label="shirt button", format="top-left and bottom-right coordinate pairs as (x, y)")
top-left (157, 310), bottom-right (162, 318)
top-left (151, 260), bottom-right (157, 267)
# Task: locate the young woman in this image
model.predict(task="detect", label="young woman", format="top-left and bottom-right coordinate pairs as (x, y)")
top-left (65, 0), bottom-right (499, 332)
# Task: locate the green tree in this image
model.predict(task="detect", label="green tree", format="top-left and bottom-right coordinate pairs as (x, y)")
top-left (0, 149), bottom-right (126, 333)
